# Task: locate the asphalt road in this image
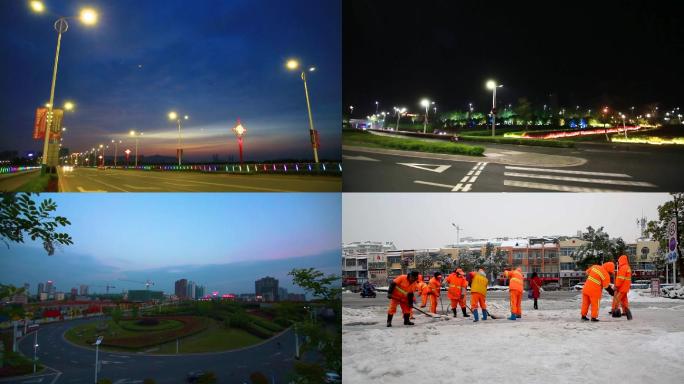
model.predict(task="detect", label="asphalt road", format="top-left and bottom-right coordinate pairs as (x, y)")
top-left (6, 317), bottom-right (299, 384)
top-left (343, 142), bottom-right (684, 192)
top-left (58, 167), bottom-right (340, 192)
top-left (0, 170), bottom-right (40, 192)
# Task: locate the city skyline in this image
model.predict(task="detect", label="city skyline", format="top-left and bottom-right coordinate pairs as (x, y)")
top-left (343, 193), bottom-right (672, 250)
top-left (0, 0), bottom-right (341, 161)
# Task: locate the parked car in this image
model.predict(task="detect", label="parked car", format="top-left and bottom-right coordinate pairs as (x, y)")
top-left (325, 372), bottom-right (341, 383)
top-left (571, 283), bottom-right (584, 291)
top-left (544, 283), bottom-right (561, 291)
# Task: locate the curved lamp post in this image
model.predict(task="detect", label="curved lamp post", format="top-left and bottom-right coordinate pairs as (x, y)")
top-left (286, 59), bottom-right (319, 163)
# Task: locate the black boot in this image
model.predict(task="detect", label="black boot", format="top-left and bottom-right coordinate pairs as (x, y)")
top-left (462, 307), bottom-right (470, 317)
top-left (591, 318), bottom-right (599, 322)
top-left (581, 316), bottom-right (589, 321)
top-left (612, 309), bottom-right (622, 318)
top-left (534, 299), bottom-right (538, 310)
top-left (625, 308), bottom-right (632, 320)
top-left (386, 314), bottom-right (393, 327)
top-left (452, 308), bottom-right (458, 318)
top-left (403, 313), bottom-right (415, 326)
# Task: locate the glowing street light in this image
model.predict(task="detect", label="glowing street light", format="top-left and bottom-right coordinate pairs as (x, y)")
top-left (232, 119), bottom-right (247, 164)
top-left (93, 336), bottom-right (103, 384)
top-left (394, 107), bottom-right (406, 131)
top-left (375, 100), bottom-right (379, 115)
top-left (129, 130), bottom-right (143, 167)
top-left (168, 111), bottom-right (189, 166)
top-left (111, 139), bottom-right (122, 167)
top-left (420, 98), bottom-right (433, 134)
top-left (485, 79), bottom-right (503, 136)
top-left (32, 3), bottom-right (99, 173)
top-left (286, 58), bottom-right (320, 163)
top-left (63, 101), bottom-right (74, 111)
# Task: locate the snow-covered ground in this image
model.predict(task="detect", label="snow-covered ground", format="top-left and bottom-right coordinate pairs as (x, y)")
top-left (343, 291), bottom-right (684, 384)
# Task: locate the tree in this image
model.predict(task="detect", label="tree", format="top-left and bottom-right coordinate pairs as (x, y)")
top-left (513, 98), bottom-right (534, 128)
top-left (646, 193), bottom-right (684, 284)
top-left (574, 226), bottom-right (625, 270)
top-left (414, 251), bottom-right (455, 277)
top-left (483, 242), bottom-right (509, 284)
top-left (0, 193), bottom-right (73, 255)
top-left (111, 306), bottom-right (122, 324)
top-left (288, 268), bottom-right (341, 303)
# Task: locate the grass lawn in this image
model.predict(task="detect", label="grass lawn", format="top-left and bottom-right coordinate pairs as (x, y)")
top-left (15, 174), bottom-right (56, 192)
top-left (154, 319), bottom-right (263, 353)
top-left (343, 130), bottom-right (484, 156)
top-left (64, 320), bottom-right (141, 347)
top-left (118, 319), bottom-right (184, 332)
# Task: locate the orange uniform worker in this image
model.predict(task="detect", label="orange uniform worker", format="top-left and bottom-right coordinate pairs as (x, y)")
top-left (504, 267), bottom-right (524, 320)
top-left (445, 268), bottom-right (470, 318)
top-left (469, 268), bottom-right (489, 322)
top-left (426, 272), bottom-right (443, 314)
top-left (611, 255), bottom-right (633, 320)
top-left (387, 271), bottom-right (420, 327)
top-left (580, 262), bottom-right (616, 322)
top-left (416, 274), bottom-right (428, 308)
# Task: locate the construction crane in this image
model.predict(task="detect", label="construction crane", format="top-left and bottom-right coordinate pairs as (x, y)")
top-left (118, 279), bottom-right (155, 290)
top-left (89, 284), bottom-right (116, 294)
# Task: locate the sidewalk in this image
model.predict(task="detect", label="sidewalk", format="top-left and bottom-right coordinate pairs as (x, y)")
top-left (343, 145), bottom-right (587, 167)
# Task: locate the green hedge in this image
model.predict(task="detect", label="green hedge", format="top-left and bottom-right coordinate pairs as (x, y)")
top-left (459, 135), bottom-right (575, 148)
top-left (343, 130), bottom-right (484, 156)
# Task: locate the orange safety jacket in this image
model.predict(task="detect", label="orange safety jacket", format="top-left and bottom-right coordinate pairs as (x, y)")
top-left (504, 269), bottom-right (524, 292)
top-left (445, 273), bottom-right (467, 299)
top-left (582, 264), bottom-right (611, 297)
top-left (390, 275), bottom-right (418, 302)
top-left (615, 255), bottom-right (632, 293)
top-left (427, 277), bottom-right (442, 296)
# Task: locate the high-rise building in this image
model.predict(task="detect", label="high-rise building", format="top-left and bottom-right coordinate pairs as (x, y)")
top-left (196, 285), bottom-right (205, 299)
top-left (23, 283), bottom-right (30, 294)
top-left (37, 282), bottom-right (45, 297)
top-left (278, 287), bottom-right (288, 301)
top-left (46, 280), bottom-right (55, 298)
top-left (174, 279), bottom-right (188, 299)
top-left (187, 281), bottom-right (196, 300)
top-left (255, 276), bottom-right (279, 302)
top-left (79, 285), bottom-right (89, 295)
top-left (70, 288), bottom-right (78, 300)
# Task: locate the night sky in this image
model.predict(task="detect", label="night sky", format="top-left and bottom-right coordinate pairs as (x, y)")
top-left (0, 0), bottom-right (341, 161)
top-left (344, 0), bottom-right (684, 117)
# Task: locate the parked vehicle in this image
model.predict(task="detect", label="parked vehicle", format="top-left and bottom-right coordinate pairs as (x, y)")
top-left (325, 372), bottom-right (342, 383)
top-left (544, 283), bottom-right (561, 291)
top-left (571, 283), bottom-right (584, 291)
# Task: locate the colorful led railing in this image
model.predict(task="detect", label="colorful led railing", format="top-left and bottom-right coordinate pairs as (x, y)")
top-left (0, 166), bottom-right (41, 174)
top-left (93, 162), bottom-right (342, 174)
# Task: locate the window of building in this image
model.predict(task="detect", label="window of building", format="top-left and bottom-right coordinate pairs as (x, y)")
top-left (345, 259), bottom-right (357, 267)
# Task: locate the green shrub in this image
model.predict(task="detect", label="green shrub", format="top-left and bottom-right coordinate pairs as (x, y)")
top-left (459, 135), bottom-right (574, 148)
top-left (343, 130), bottom-right (484, 156)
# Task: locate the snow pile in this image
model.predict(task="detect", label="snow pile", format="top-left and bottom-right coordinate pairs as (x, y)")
top-left (661, 284), bottom-right (684, 299)
top-left (343, 300), bottom-right (684, 383)
top-left (627, 289), bottom-right (677, 302)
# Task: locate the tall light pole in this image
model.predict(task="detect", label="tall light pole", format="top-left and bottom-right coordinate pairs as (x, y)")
top-left (111, 140), bottom-right (121, 167)
top-left (420, 99), bottom-right (431, 133)
top-left (395, 107), bottom-right (406, 131)
top-left (129, 130), bottom-right (143, 167)
top-left (286, 59), bottom-right (319, 163)
top-left (93, 336), bottom-right (103, 384)
top-left (621, 113), bottom-right (627, 139)
top-left (98, 144), bottom-right (104, 167)
top-left (32, 3), bottom-right (98, 174)
top-left (33, 329), bottom-right (38, 373)
top-left (168, 111), bottom-right (189, 166)
top-left (486, 80), bottom-right (503, 136)
top-left (349, 105), bottom-right (354, 117)
top-left (375, 101), bottom-right (379, 115)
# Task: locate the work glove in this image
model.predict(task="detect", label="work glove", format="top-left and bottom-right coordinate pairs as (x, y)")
top-left (387, 283), bottom-right (396, 299)
top-left (407, 292), bottom-right (414, 305)
top-left (605, 286), bottom-right (615, 297)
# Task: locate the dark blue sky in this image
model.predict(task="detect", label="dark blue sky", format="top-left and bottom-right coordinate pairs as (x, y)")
top-left (0, 193), bottom-right (341, 296)
top-left (0, 0), bottom-right (341, 161)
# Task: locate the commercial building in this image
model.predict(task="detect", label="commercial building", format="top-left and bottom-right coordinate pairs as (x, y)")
top-left (37, 283), bottom-right (45, 298)
top-left (196, 285), bottom-right (205, 299)
top-left (187, 281), bottom-right (196, 300)
top-left (255, 276), bottom-right (279, 302)
top-left (174, 279), bottom-right (188, 299)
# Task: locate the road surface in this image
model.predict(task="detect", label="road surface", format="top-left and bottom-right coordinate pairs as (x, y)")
top-left (57, 167), bottom-right (340, 192)
top-left (4, 317), bottom-right (300, 384)
top-left (343, 142), bottom-right (684, 192)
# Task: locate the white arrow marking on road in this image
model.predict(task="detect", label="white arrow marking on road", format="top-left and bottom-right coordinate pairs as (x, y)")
top-left (76, 186), bottom-right (106, 192)
top-left (414, 181), bottom-right (455, 189)
top-left (504, 166), bottom-right (631, 177)
top-left (398, 163), bottom-right (452, 173)
top-left (343, 155), bottom-right (379, 161)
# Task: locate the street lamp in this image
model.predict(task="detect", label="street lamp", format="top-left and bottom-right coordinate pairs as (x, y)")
top-left (98, 144), bottom-right (104, 167)
top-left (286, 58), bottom-right (320, 163)
top-left (232, 119), bottom-right (247, 164)
top-left (486, 80), bottom-right (503, 136)
top-left (602, 107), bottom-right (610, 142)
top-left (129, 130), bottom-right (143, 167)
top-left (111, 140), bottom-right (121, 167)
top-left (394, 107), bottom-right (406, 131)
top-left (420, 98), bottom-right (431, 133)
top-left (124, 149), bottom-right (131, 167)
top-left (375, 100), bottom-right (379, 115)
top-left (31, 2), bottom-right (98, 174)
top-left (33, 329), bottom-right (39, 373)
top-left (620, 114), bottom-right (627, 139)
top-left (349, 105), bottom-right (354, 117)
top-left (93, 336), bottom-right (103, 384)
top-left (168, 111), bottom-right (188, 166)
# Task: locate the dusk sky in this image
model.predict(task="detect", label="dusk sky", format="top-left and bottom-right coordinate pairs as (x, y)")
top-left (343, 193), bottom-right (671, 249)
top-left (0, 0), bottom-right (341, 161)
top-left (344, 0), bottom-right (684, 117)
top-left (0, 193), bottom-right (341, 296)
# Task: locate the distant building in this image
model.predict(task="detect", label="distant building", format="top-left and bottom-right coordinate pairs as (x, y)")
top-left (23, 283), bottom-right (30, 295)
top-left (10, 294), bottom-right (28, 304)
top-left (128, 290), bottom-right (164, 302)
top-left (55, 292), bottom-right (65, 301)
top-left (175, 279), bottom-right (188, 299)
top-left (79, 285), bottom-right (89, 295)
top-left (239, 293), bottom-right (256, 302)
top-left (39, 292), bottom-right (48, 301)
top-left (187, 281), bottom-right (196, 300)
top-left (195, 285), bottom-right (205, 299)
top-left (46, 280), bottom-right (55, 298)
top-left (255, 276), bottom-right (279, 302)
top-left (37, 283), bottom-right (45, 297)
top-left (70, 288), bottom-right (78, 300)
top-left (278, 287), bottom-right (288, 301)
top-left (287, 293), bottom-right (306, 301)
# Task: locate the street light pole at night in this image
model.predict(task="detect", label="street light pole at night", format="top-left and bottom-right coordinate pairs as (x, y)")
top-left (129, 130), bottom-right (143, 167)
top-left (168, 111), bottom-right (189, 166)
top-left (486, 80), bottom-right (503, 137)
top-left (286, 58), bottom-right (320, 163)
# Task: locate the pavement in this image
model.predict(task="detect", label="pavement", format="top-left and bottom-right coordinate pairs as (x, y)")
top-left (0, 170), bottom-right (41, 192)
top-left (343, 142), bottom-right (684, 192)
top-left (3, 317), bottom-right (301, 384)
top-left (57, 167), bottom-right (341, 192)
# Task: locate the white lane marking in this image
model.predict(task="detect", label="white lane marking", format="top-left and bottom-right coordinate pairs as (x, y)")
top-left (504, 180), bottom-right (622, 192)
top-left (504, 166), bottom-right (631, 178)
top-left (414, 181), bottom-right (456, 189)
top-left (469, 176), bottom-right (478, 183)
top-left (343, 155), bottom-right (379, 161)
top-left (80, 176), bottom-right (129, 192)
top-left (397, 163), bottom-right (452, 173)
top-left (20, 378), bottom-right (44, 383)
top-left (121, 184), bottom-right (158, 190)
top-left (76, 186), bottom-right (106, 192)
top-left (460, 176), bottom-right (469, 183)
top-left (503, 172), bottom-right (656, 187)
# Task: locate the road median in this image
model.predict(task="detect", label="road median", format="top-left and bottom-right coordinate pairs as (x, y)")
top-left (343, 129), bottom-right (485, 156)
